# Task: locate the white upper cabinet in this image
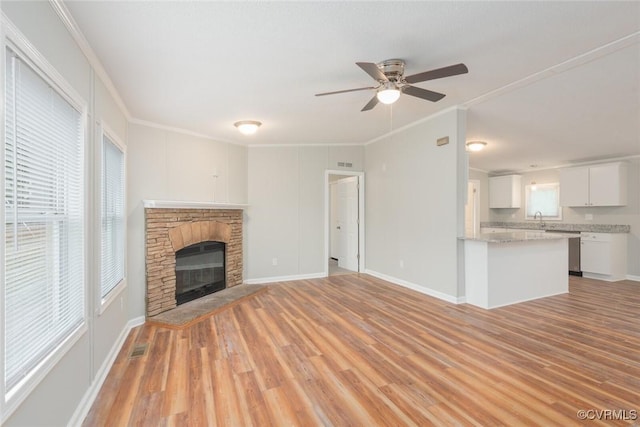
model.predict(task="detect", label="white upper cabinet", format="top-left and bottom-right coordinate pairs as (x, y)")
top-left (559, 162), bottom-right (627, 207)
top-left (489, 175), bottom-right (521, 208)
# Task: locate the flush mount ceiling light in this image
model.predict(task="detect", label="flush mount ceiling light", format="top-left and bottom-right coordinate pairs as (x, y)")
top-left (234, 120), bottom-right (262, 135)
top-left (376, 82), bottom-right (401, 105)
top-left (466, 141), bottom-right (487, 152)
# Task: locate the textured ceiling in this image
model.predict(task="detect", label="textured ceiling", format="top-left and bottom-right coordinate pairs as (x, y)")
top-left (64, 1), bottom-right (640, 173)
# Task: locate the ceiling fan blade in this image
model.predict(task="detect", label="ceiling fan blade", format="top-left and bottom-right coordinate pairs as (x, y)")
top-left (361, 95), bottom-right (379, 111)
top-left (403, 85), bottom-right (446, 102)
top-left (315, 86), bottom-right (376, 96)
top-left (356, 62), bottom-right (388, 82)
top-left (404, 63), bottom-right (468, 84)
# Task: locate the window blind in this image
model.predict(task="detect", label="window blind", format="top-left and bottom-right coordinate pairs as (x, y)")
top-left (4, 49), bottom-right (85, 391)
top-left (101, 135), bottom-right (125, 299)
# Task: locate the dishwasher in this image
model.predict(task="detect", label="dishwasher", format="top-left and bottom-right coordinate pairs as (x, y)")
top-left (546, 230), bottom-right (582, 275)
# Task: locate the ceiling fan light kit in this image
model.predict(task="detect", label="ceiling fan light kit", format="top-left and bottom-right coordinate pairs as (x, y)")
top-left (315, 59), bottom-right (468, 112)
top-left (377, 82), bottom-right (401, 105)
top-left (234, 120), bottom-right (261, 135)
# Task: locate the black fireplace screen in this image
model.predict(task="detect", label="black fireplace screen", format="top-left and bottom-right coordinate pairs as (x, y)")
top-left (175, 241), bottom-right (225, 305)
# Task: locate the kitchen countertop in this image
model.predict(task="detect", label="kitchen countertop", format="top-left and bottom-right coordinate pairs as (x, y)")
top-left (480, 221), bottom-right (630, 233)
top-left (462, 231), bottom-right (577, 243)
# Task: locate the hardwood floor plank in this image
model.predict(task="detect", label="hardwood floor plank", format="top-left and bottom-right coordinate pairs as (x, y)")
top-left (84, 275), bottom-right (640, 426)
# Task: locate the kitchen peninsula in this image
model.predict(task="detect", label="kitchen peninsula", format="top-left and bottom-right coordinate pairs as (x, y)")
top-left (462, 231), bottom-right (573, 309)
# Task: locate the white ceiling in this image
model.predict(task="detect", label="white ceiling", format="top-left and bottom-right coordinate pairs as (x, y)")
top-left (64, 1), bottom-right (640, 173)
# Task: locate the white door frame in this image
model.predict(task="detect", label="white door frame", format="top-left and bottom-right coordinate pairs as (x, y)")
top-left (324, 170), bottom-right (365, 276)
top-left (468, 179), bottom-right (481, 236)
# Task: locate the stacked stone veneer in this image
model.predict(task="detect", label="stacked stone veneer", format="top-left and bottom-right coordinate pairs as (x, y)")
top-left (145, 208), bottom-right (243, 317)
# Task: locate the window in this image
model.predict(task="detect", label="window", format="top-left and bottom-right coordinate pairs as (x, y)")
top-left (525, 183), bottom-right (562, 220)
top-left (3, 48), bottom-right (85, 394)
top-left (100, 130), bottom-right (125, 302)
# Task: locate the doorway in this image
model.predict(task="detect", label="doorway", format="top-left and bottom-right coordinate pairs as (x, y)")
top-left (465, 180), bottom-right (480, 236)
top-left (324, 170), bottom-right (365, 276)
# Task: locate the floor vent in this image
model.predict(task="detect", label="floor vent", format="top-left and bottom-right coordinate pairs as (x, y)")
top-left (130, 343), bottom-right (148, 358)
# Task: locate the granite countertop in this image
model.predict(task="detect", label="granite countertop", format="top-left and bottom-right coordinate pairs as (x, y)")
top-left (480, 222), bottom-right (630, 234)
top-left (462, 231), bottom-right (578, 243)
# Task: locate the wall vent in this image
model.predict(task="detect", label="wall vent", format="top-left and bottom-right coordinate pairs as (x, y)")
top-left (337, 162), bottom-right (345, 167)
top-left (345, 162), bottom-right (353, 168)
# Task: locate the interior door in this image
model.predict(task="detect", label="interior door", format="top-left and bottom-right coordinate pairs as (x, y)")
top-left (337, 176), bottom-right (359, 272)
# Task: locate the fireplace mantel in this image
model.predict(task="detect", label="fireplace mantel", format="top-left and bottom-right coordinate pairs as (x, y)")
top-left (143, 200), bottom-right (248, 210)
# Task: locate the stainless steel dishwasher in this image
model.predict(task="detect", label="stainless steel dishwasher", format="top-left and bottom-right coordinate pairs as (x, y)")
top-left (546, 230), bottom-right (582, 275)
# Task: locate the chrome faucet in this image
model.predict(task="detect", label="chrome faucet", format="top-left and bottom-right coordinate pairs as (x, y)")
top-left (534, 211), bottom-right (545, 229)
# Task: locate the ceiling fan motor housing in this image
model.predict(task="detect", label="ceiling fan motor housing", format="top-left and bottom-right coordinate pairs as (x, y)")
top-left (377, 59), bottom-right (405, 82)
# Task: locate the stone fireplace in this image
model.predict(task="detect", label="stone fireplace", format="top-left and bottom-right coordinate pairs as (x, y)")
top-left (144, 203), bottom-right (244, 317)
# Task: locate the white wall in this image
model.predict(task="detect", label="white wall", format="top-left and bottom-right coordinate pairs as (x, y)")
top-left (126, 123), bottom-right (248, 318)
top-left (488, 158), bottom-right (640, 277)
top-left (364, 108), bottom-right (467, 300)
top-left (1, 2), bottom-right (129, 425)
top-left (246, 145), bottom-right (363, 280)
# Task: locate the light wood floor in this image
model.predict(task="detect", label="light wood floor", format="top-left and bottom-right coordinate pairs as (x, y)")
top-left (84, 275), bottom-right (640, 426)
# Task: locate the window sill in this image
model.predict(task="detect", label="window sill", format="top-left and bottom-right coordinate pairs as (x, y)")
top-left (99, 279), bottom-right (127, 316)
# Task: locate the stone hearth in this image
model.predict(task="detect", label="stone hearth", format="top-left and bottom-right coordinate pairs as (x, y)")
top-left (145, 206), bottom-right (243, 317)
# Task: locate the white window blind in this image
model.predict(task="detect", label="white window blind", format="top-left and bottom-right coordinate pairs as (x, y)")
top-left (101, 134), bottom-right (125, 299)
top-left (4, 49), bottom-right (85, 391)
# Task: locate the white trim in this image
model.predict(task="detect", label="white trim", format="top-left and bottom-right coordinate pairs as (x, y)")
top-left (129, 118), bottom-right (245, 146)
top-left (142, 200), bottom-right (248, 209)
top-left (464, 32), bottom-right (640, 109)
top-left (626, 275), bottom-right (640, 282)
top-left (244, 272), bottom-right (326, 285)
top-left (469, 166), bottom-right (489, 174)
top-left (324, 170), bottom-right (365, 277)
top-left (3, 15), bottom-right (86, 113)
top-left (500, 154), bottom-right (640, 175)
top-left (364, 106), bottom-right (462, 146)
top-left (66, 316), bottom-right (144, 427)
top-left (248, 143), bottom-right (364, 148)
top-left (582, 272), bottom-right (627, 282)
top-left (48, 0), bottom-right (132, 121)
top-left (365, 269), bottom-right (465, 304)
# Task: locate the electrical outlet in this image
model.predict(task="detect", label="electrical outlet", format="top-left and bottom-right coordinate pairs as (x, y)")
top-left (399, 260), bottom-right (404, 269)
top-left (511, 213), bottom-right (516, 218)
top-left (272, 258), bottom-right (278, 266)
top-left (585, 214), bottom-right (593, 220)
top-left (382, 163), bottom-right (387, 172)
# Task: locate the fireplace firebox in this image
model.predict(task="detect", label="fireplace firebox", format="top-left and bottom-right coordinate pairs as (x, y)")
top-left (175, 241), bottom-right (225, 305)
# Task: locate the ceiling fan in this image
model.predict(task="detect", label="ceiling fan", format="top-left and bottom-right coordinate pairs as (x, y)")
top-left (315, 59), bottom-right (468, 111)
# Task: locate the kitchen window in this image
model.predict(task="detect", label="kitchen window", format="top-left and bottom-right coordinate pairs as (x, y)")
top-left (525, 183), bottom-right (562, 220)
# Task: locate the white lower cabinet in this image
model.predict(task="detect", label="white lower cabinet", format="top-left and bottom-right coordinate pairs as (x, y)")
top-left (580, 232), bottom-right (627, 281)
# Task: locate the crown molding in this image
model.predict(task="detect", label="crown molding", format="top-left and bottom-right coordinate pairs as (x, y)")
top-left (48, 0), bottom-right (131, 120)
top-left (464, 31), bottom-right (640, 109)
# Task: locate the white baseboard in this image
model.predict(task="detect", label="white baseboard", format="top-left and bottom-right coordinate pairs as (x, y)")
top-left (626, 274), bottom-right (640, 282)
top-left (364, 269), bottom-right (464, 304)
top-left (68, 316), bottom-right (145, 427)
top-left (244, 272), bottom-right (326, 285)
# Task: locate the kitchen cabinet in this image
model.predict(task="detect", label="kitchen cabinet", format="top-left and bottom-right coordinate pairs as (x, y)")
top-left (580, 232), bottom-right (627, 281)
top-left (489, 175), bottom-right (521, 208)
top-left (559, 162), bottom-right (627, 207)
